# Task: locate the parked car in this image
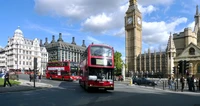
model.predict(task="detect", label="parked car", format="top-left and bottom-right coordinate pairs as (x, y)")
top-left (133, 77), bottom-right (157, 86)
top-left (0, 73), bottom-right (5, 79)
top-left (132, 77), bottom-right (140, 84)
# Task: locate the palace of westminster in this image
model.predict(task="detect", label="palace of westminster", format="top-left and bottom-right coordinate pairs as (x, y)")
top-left (125, 0), bottom-right (200, 77)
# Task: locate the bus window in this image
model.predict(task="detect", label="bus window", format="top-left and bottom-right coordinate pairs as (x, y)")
top-left (63, 62), bottom-right (68, 66)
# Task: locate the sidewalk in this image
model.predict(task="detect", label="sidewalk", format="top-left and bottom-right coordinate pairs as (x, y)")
top-left (126, 83), bottom-right (200, 94)
top-left (0, 79), bottom-right (52, 93)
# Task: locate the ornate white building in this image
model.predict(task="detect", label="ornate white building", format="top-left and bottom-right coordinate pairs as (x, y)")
top-left (0, 26), bottom-right (48, 74)
top-left (0, 48), bottom-right (6, 69)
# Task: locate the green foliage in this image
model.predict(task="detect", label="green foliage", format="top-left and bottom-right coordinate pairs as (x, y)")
top-left (114, 51), bottom-right (123, 74)
top-left (0, 78), bottom-right (20, 87)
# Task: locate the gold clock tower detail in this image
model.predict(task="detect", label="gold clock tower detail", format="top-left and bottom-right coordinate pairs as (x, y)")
top-left (125, 0), bottom-right (142, 72)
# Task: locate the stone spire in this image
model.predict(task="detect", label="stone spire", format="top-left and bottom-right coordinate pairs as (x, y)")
top-left (129, 0), bottom-right (137, 6)
top-left (57, 33), bottom-right (63, 42)
top-left (82, 40), bottom-right (86, 47)
top-left (51, 35), bottom-right (56, 43)
top-left (166, 32), bottom-right (176, 53)
top-left (196, 5), bottom-right (199, 15)
top-left (71, 37), bottom-right (76, 45)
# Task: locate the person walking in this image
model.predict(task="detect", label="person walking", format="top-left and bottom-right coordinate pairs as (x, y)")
top-left (191, 75), bottom-right (195, 92)
top-left (168, 77), bottom-right (172, 89)
top-left (3, 71), bottom-right (12, 87)
top-left (29, 73), bottom-right (33, 82)
top-left (180, 76), bottom-right (185, 92)
top-left (38, 72), bottom-right (41, 82)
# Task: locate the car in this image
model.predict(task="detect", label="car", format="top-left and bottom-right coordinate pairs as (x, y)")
top-left (133, 77), bottom-right (157, 86)
top-left (0, 73), bottom-right (5, 79)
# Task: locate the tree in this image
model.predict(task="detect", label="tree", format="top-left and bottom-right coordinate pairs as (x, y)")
top-left (114, 51), bottom-right (123, 75)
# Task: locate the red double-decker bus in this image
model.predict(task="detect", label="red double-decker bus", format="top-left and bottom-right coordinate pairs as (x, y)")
top-left (79, 44), bottom-right (114, 91)
top-left (46, 61), bottom-right (80, 81)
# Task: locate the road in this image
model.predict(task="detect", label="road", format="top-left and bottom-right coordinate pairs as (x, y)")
top-left (0, 74), bottom-right (200, 106)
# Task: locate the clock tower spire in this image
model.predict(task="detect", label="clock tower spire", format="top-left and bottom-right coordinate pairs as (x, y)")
top-left (125, 0), bottom-right (142, 73)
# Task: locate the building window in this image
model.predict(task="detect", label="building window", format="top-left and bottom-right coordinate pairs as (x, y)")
top-left (197, 63), bottom-right (200, 73)
top-left (189, 47), bottom-right (195, 55)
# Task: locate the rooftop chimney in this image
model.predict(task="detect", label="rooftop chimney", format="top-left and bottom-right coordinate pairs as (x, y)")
top-left (82, 40), bottom-right (86, 47)
top-left (40, 39), bottom-right (43, 46)
top-left (71, 37), bottom-right (76, 45)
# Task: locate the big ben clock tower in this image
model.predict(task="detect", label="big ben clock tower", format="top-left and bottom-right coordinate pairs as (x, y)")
top-left (125, 0), bottom-right (142, 72)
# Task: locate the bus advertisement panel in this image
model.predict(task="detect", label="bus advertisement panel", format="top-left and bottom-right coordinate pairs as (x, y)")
top-left (79, 44), bottom-right (114, 91)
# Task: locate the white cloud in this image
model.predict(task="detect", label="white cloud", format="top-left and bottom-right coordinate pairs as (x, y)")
top-left (26, 21), bottom-right (71, 36)
top-left (138, 0), bottom-right (174, 6)
top-left (138, 5), bottom-right (157, 15)
top-left (34, 0), bottom-right (127, 20)
top-left (86, 36), bottom-right (102, 44)
top-left (188, 21), bottom-right (195, 30)
top-left (81, 13), bottom-right (112, 34)
top-left (142, 17), bottom-right (187, 46)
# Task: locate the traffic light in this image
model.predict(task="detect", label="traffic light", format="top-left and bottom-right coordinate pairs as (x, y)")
top-left (173, 67), bottom-right (176, 74)
top-left (184, 60), bottom-right (189, 74)
top-left (178, 60), bottom-right (183, 74)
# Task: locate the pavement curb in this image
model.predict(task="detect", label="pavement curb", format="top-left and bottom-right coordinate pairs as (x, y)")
top-left (0, 79), bottom-right (53, 94)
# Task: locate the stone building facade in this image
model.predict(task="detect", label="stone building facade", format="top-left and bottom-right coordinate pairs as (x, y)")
top-left (174, 5), bottom-right (200, 76)
top-left (44, 33), bottom-right (86, 63)
top-left (0, 26), bottom-right (48, 74)
top-left (0, 48), bottom-right (6, 69)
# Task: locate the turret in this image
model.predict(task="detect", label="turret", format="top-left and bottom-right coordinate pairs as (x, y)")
top-left (57, 33), bottom-right (63, 42)
top-left (71, 37), bottom-right (76, 45)
top-left (44, 37), bottom-right (49, 46)
top-left (82, 40), bottom-right (86, 47)
top-left (51, 35), bottom-right (56, 43)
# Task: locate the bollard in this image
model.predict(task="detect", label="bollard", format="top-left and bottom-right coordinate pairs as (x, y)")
top-left (129, 79), bottom-right (133, 86)
top-left (163, 81), bottom-right (165, 90)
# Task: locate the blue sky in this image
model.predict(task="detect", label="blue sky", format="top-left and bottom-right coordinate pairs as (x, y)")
top-left (0, 0), bottom-right (200, 61)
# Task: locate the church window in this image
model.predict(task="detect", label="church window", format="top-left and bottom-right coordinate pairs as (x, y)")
top-left (189, 47), bottom-right (195, 55)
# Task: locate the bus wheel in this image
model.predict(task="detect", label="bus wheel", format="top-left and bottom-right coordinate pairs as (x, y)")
top-left (62, 78), bottom-right (65, 81)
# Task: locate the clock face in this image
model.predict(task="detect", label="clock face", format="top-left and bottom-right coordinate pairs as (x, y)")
top-left (137, 17), bottom-right (141, 25)
top-left (127, 17), bottom-right (133, 24)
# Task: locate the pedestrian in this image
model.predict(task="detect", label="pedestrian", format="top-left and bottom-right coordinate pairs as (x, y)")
top-left (198, 78), bottom-right (200, 91)
top-left (191, 75), bottom-right (195, 92)
top-left (180, 76), bottom-right (185, 92)
top-left (38, 72), bottom-right (41, 82)
top-left (168, 77), bottom-right (172, 89)
top-left (3, 71), bottom-right (12, 87)
top-left (29, 73), bottom-right (32, 82)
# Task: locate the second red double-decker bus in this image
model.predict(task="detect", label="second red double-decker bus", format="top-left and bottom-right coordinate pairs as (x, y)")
top-left (46, 61), bottom-right (80, 81)
top-left (79, 43), bottom-right (115, 91)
